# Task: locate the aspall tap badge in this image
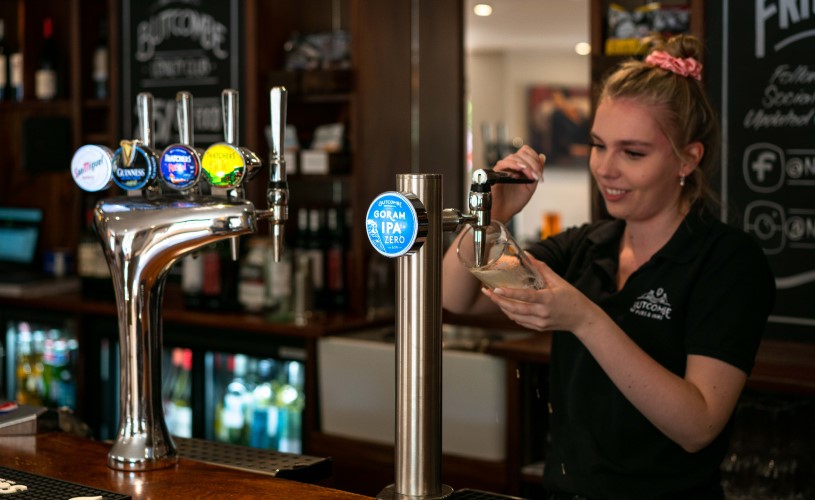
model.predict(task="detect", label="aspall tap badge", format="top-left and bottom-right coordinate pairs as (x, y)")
top-left (366, 191), bottom-right (421, 258)
top-left (71, 145), bottom-right (114, 192)
top-left (201, 143), bottom-right (246, 188)
top-left (160, 145), bottom-right (200, 191)
top-left (112, 139), bottom-right (157, 191)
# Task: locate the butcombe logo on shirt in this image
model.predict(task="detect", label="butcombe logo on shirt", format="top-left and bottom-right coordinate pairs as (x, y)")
top-left (630, 288), bottom-right (673, 320)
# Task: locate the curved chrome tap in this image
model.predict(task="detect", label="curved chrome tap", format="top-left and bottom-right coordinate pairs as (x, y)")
top-left (98, 195), bottom-right (256, 471)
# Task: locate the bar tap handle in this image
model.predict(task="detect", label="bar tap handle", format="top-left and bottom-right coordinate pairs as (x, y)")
top-left (111, 92), bottom-right (159, 195)
top-left (177, 91), bottom-right (193, 146)
top-left (201, 89), bottom-right (260, 261)
top-left (267, 86), bottom-right (289, 262)
top-left (468, 168), bottom-right (534, 267)
top-left (158, 91), bottom-right (204, 195)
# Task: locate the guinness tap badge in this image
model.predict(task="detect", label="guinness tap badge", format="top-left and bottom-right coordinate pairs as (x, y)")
top-left (112, 140), bottom-right (157, 191)
top-left (120, 140), bottom-right (138, 167)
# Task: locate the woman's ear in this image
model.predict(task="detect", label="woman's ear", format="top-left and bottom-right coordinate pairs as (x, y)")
top-left (681, 141), bottom-right (704, 177)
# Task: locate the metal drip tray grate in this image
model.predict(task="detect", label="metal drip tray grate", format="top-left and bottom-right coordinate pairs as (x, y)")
top-left (450, 489), bottom-right (528, 500)
top-left (0, 465), bottom-right (130, 499)
top-left (174, 437), bottom-right (331, 483)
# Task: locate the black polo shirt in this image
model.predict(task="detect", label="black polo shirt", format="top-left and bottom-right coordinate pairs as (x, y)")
top-left (527, 210), bottom-right (776, 499)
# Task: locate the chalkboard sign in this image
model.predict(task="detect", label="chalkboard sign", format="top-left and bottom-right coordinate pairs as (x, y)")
top-left (121, 0), bottom-right (243, 148)
top-left (722, 1), bottom-right (815, 340)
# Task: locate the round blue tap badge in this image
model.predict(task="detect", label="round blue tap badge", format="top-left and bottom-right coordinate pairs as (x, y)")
top-left (366, 192), bottom-right (420, 258)
top-left (160, 145), bottom-right (200, 190)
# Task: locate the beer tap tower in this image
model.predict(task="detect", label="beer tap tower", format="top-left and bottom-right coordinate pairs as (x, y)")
top-left (366, 170), bottom-right (531, 499)
top-left (71, 87), bottom-right (289, 471)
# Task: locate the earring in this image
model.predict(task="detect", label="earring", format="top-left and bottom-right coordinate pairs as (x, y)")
top-left (679, 175), bottom-right (686, 187)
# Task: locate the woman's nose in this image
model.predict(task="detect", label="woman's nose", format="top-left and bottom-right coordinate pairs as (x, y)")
top-left (590, 150), bottom-right (616, 178)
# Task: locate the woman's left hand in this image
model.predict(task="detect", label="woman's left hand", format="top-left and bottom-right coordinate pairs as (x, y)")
top-left (482, 257), bottom-right (598, 332)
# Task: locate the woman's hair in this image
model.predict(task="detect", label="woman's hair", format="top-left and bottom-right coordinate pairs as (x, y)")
top-left (597, 34), bottom-right (720, 212)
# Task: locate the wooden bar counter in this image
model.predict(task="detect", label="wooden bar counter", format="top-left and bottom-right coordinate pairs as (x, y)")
top-left (0, 432), bottom-right (372, 499)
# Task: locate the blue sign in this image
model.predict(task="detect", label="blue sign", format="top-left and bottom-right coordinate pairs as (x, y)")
top-left (366, 192), bottom-right (420, 257)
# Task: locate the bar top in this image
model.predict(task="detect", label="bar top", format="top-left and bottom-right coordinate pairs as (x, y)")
top-left (0, 432), bottom-right (372, 499)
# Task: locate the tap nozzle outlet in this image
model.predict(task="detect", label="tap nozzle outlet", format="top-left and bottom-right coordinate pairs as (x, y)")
top-left (268, 86), bottom-right (289, 262)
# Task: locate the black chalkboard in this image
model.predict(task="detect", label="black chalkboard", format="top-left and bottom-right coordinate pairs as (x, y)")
top-left (722, 1), bottom-right (815, 340)
top-left (120, 0), bottom-right (243, 149)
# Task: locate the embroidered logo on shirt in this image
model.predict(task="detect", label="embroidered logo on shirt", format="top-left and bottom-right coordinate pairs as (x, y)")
top-left (630, 288), bottom-right (673, 320)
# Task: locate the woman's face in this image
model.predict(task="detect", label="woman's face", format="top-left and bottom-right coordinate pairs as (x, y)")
top-left (589, 97), bottom-right (690, 224)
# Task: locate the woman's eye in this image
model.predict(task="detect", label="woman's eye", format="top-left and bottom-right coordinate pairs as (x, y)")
top-left (589, 142), bottom-right (605, 150)
top-left (624, 149), bottom-right (645, 158)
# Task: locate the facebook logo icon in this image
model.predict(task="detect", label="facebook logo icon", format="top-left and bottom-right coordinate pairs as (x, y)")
top-left (743, 143), bottom-right (784, 193)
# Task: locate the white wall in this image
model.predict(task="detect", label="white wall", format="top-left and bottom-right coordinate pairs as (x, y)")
top-left (466, 48), bottom-right (592, 244)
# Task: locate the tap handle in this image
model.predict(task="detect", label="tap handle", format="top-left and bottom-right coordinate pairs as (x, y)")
top-left (222, 88), bottom-right (239, 146)
top-left (177, 91), bottom-right (193, 146)
top-left (269, 86), bottom-right (287, 173)
top-left (268, 86), bottom-right (289, 262)
top-left (470, 168), bottom-right (534, 189)
top-left (137, 92), bottom-right (154, 149)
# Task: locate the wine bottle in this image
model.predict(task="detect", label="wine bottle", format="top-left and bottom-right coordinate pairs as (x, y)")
top-left (92, 19), bottom-right (108, 99)
top-left (325, 206), bottom-right (348, 311)
top-left (35, 17), bottom-right (58, 100)
top-left (9, 41), bottom-right (22, 102)
top-left (0, 19), bottom-right (7, 101)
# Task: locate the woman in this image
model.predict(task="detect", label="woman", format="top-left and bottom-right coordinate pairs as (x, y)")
top-left (442, 35), bottom-right (775, 499)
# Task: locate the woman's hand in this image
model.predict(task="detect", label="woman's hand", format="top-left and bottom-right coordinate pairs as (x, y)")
top-left (490, 145), bottom-right (546, 223)
top-left (481, 256), bottom-right (600, 332)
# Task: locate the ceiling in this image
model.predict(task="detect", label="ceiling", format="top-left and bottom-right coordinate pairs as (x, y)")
top-left (464, 0), bottom-right (590, 53)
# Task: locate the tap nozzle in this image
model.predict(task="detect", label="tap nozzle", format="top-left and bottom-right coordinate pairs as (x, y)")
top-left (467, 168), bottom-right (534, 267)
top-left (267, 86), bottom-right (289, 262)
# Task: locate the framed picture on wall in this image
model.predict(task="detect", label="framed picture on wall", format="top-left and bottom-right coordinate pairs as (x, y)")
top-left (527, 85), bottom-right (591, 167)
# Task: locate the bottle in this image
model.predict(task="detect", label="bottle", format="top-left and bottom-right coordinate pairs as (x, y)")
top-left (35, 17), bottom-right (59, 100)
top-left (221, 354), bottom-right (249, 445)
top-left (0, 19), bottom-right (7, 101)
top-left (15, 325), bottom-right (43, 406)
top-left (170, 349), bottom-right (192, 438)
top-left (9, 40), bottom-right (22, 102)
top-left (325, 207), bottom-right (348, 311)
top-left (306, 208), bottom-right (325, 310)
top-left (276, 361), bottom-right (304, 453)
top-left (78, 208), bottom-right (112, 300)
top-left (265, 242), bottom-right (293, 321)
top-left (249, 359), bottom-right (279, 449)
top-left (238, 238), bottom-right (268, 312)
top-left (92, 19), bottom-right (108, 99)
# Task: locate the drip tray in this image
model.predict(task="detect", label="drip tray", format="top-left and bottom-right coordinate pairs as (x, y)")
top-left (450, 489), bottom-right (528, 500)
top-left (0, 465), bottom-right (130, 499)
top-left (174, 437), bottom-right (331, 484)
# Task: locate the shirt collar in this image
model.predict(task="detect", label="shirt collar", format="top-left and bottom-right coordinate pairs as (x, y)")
top-left (587, 211), bottom-right (714, 264)
top-left (654, 210), bottom-right (713, 263)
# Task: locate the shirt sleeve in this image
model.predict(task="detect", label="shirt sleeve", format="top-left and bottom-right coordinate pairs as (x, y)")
top-left (684, 230), bottom-right (776, 375)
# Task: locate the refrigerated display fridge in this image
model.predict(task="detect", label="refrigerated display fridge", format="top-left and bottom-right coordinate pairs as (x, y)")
top-left (3, 314), bottom-right (79, 411)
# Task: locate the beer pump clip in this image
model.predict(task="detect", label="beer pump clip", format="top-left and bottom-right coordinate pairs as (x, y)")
top-left (158, 91), bottom-right (204, 195)
top-left (201, 88), bottom-right (263, 260)
top-left (112, 93), bottom-right (160, 195)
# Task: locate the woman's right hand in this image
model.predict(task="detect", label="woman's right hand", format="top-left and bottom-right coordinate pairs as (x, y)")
top-left (489, 145), bottom-right (545, 223)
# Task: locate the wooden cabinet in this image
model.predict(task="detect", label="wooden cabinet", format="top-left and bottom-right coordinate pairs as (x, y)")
top-left (0, 0), bottom-right (117, 254)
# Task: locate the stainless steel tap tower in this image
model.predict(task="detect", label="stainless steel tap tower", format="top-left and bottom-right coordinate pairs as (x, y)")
top-left (367, 170), bottom-right (532, 499)
top-left (72, 87), bottom-right (289, 471)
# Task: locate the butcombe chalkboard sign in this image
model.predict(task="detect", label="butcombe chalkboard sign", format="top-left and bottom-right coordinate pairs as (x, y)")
top-left (722, 1), bottom-right (815, 339)
top-left (121, 0), bottom-right (242, 148)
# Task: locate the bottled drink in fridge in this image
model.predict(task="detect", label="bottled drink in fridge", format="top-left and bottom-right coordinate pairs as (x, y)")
top-left (276, 360), bottom-right (304, 453)
top-left (15, 325), bottom-right (44, 405)
top-left (221, 354), bottom-right (249, 445)
top-left (249, 359), bottom-right (279, 449)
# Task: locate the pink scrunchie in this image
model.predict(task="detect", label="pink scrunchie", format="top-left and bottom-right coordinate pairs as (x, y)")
top-left (644, 50), bottom-right (703, 81)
